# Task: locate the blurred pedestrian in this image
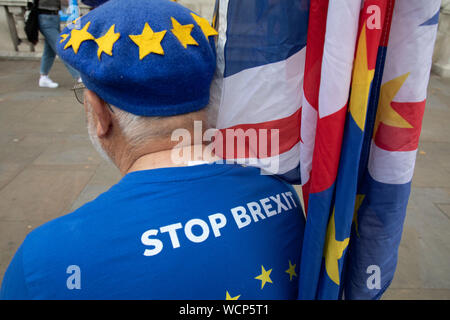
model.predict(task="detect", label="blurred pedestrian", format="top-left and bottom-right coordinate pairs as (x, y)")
top-left (38, 0), bottom-right (81, 88)
top-left (80, 0), bottom-right (109, 8)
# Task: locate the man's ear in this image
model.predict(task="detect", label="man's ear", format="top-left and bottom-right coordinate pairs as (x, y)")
top-left (85, 89), bottom-right (112, 138)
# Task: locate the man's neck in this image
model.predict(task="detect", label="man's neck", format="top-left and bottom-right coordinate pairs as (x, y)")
top-left (124, 144), bottom-right (218, 175)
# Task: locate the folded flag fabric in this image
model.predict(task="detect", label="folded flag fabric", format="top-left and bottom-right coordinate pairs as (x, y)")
top-left (297, 0), bottom-right (362, 299)
top-left (311, 0), bottom-right (391, 300)
top-left (343, 0), bottom-right (440, 299)
top-left (210, 0), bottom-right (309, 181)
top-left (212, 0), bottom-right (440, 299)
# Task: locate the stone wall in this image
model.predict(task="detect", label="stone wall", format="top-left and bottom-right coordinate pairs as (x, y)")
top-left (0, 0), bottom-right (91, 56)
top-left (0, 0), bottom-right (216, 56)
top-left (177, 0), bottom-right (215, 22)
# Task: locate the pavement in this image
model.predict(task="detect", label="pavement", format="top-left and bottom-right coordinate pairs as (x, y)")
top-left (0, 59), bottom-right (449, 300)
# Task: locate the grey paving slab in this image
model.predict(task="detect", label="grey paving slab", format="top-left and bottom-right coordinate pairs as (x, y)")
top-left (420, 109), bottom-right (450, 143)
top-left (0, 163), bottom-right (25, 190)
top-left (0, 142), bottom-right (46, 189)
top-left (392, 223), bottom-right (424, 289)
top-left (436, 204), bottom-right (450, 219)
top-left (0, 166), bottom-right (95, 223)
top-left (0, 136), bottom-right (47, 163)
top-left (0, 221), bottom-right (33, 282)
top-left (32, 134), bottom-right (103, 167)
top-left (4, 110), bottom-right (86, 135)
top-left (0, 99), bottom-right (36, 119)
top-left (0, 131), bottom-right (21, 146)
top-left (444, 188), bottom-right (450, 198)
top-left (428, 74), bottom-right (450, 100)
top-left (383, 288), bottom-right (450, 300)
top-left (417, 142), bottom-right (450, 171)
top-left (412, 152), bottom-right (450, 188)
top-left (35, 97), bottom-right (83, 114)
top-left (420, 75), bottom-right (450, 144)
top-left (391, 188), bottom-right (450, 290)
top-left (69, 162), bottom-right (121, 212)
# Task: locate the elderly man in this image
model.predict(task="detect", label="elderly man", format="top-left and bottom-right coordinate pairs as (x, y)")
top-left (1, 0), bottom-right (305, 299)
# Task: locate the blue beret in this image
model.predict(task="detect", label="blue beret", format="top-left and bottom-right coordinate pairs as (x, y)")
top-left (57, 0), bottom-right (217, 116)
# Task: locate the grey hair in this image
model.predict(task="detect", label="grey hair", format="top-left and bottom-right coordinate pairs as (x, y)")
top-left (111, 106), bottom-right (162, 147)
top-left (111, 104), bottom-right (217, 147)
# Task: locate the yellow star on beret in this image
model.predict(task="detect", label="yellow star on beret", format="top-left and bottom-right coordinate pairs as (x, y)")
top-left (190, 13), bottom-right (218, 39)
top-left (64, 21), bottom-right (95, 54)
top-left (95, 24), bottom-right (121, 60)
top-left (129, 23), bottom-right (167, 60)
top-left (171, 17), bottom-right (198, 49)
top-left (59, 34), bottom-right (69, 43)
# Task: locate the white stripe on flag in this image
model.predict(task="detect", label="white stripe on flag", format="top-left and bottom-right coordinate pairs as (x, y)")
top-left (380, 0), bottom-right (440, 103)
top-left (229, 141), bottom-right (301, 175)
top-left (300, 92), bottom-right (317, 185)
top-left (209, 0), bottom-right (230, 127)
top-left (216, 0), bottom-right (229, 76)
top-left (368, 141), bottom-right (418, 184)
top-left (216, 48), bottom-right (306, 129)
top-left (318, 0), bottom-right (361, 119)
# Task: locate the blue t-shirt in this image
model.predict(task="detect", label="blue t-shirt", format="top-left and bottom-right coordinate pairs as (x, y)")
top-left (1, 164), bottom-right (305, 300)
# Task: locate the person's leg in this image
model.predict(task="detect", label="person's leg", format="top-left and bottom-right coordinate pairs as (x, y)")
top-left (63, 57), bottom-right (81, 80)
top-left (40, 39), bottom-right (56, 75)
top-left (38, 14), bottom-right (59, 88)
top-left (39, 15), bottom-right (57, 76)
top-left (39, 14), bottom-right (80, 79)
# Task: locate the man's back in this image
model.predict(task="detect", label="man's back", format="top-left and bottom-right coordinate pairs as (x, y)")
top-left (1, 164), bottom-right (305, 299)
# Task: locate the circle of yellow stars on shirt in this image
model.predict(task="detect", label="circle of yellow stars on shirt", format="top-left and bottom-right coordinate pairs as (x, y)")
top-left (225, 291), bottom-right (240, 300)
top-left (62, 14), bottom-right (218, 60)
top-left (254, 265), bottom-right (273, 289)
top-left (224, 260), bottom-right (298, 299)
top-left (285, 260), bottom-right (297, 281)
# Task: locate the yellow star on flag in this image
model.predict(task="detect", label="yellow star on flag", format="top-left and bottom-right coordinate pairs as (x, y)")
top-left (64, 21), bottom-right (95, 54)
top-left (352, 194), bottom-right (365, 238)
top-left (59, 34), bottom-right (69, 43)
top-left (254, 265), bottom-right (273, 289)
top-left (95, 25), bottom-right (120, 60)
top-left (373, 72), bottom-right (413, 137)
top-left (190, 13), bottom-right (218, 39)
top-left (323, 209), bottom-right (350, 286)
top-left (225, 291), bottom-right (240, 300)
top-left (285, 260), bottom-right (297, 281)
top-left (129, 23), bottom-right (167, 60)
top-left (349, 25), bottom-right (375, 131)
top-left (171, 17), bottom-right (198, 48)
